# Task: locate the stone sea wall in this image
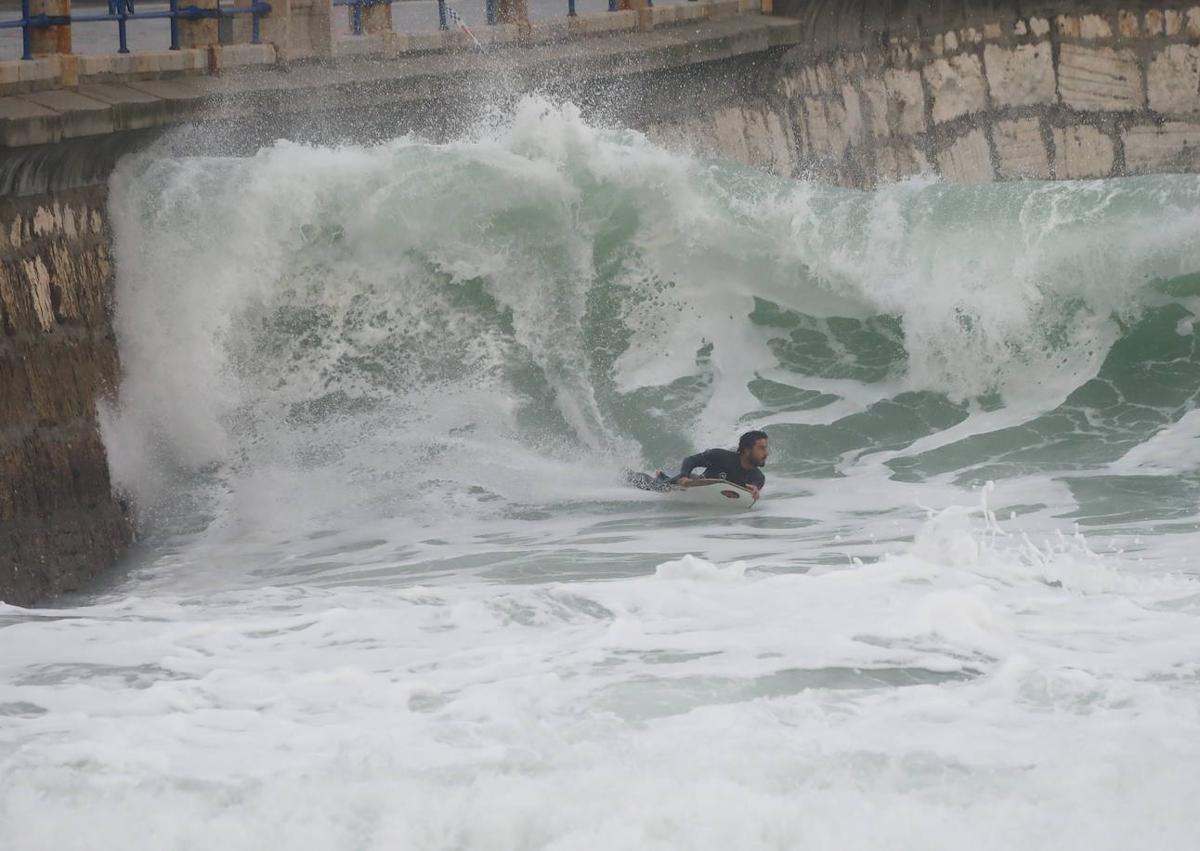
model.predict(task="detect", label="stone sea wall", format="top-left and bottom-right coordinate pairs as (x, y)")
top-left (0, 189), bottom-right (133, 606)
top-left (649, 0), bottom-right (1200, 184)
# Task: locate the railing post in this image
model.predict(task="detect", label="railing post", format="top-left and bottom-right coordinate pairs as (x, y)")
top-left (255, 0), bottom-right (293, 57)
top-left (287, 0), bottom-right (334, 58)
top-left (228, 0), bottom-right (271, 45)
top-left (494, 0), bottom-right (526, 29)
top-left (178, 0), bottom-right (219, 48)
top-left (360, 0), bottom-right (391, 35)
top-left (617, 0), bottom-right (650, 30)
top-left (28, 0), bottom-right (71, 56)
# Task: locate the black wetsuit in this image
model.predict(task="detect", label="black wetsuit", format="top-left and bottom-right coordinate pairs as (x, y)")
top-left (679, 449), bottom-right (765, 490)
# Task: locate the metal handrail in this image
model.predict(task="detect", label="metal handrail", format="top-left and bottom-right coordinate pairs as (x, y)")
top-left (331, 0), bottom-right (458, 36)
top-left (0, 0), bottom-right (272, 59)
top-left (332, 0), bottom-right (616, 37)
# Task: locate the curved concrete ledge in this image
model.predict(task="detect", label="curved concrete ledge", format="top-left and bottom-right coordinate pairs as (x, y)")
top-left (0, 14), bottom-right (800, 195)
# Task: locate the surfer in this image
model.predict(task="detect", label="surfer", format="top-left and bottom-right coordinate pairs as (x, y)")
top-left (624, 430), bottom-right (768, 497)
top-left (676, 430), bottom-right (768, 496)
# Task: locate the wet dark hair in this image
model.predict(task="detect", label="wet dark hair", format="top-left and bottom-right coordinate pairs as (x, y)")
top-left (738, 430), bottom-right (768, 453)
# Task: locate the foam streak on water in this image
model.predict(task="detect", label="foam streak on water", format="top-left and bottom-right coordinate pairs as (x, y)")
top-left (3, 98), bottom-right (1200, 849)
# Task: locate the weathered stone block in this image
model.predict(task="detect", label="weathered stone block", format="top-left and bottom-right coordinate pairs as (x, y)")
top-left (1118, 10), bottom-right (1138, 37)
top-left (1189, 8), bottom-right (1200, 37)
top-left (984, 43), bottom-right (1055, 108)
top-left (649, 5), bottom-right (678, 27)
top-left (778, 71), bottom-right (805, 99)
top-left (860, 76), bottom-right (888, 138)
top-left (0, 62), bottom-right (21, 92)
top-left (78, 84), bottom-right (168, 132)
top-left (1148, 45), bottom-right (1200, 114)
top-left (924, 54), bottom-right (987, 124)
top-left (17, 57), bottom-right (59, 86)
top-left (335, 35), bottom-right (378, 57)
top-left (1079, 14), bottom-right (1112, 39)
top-left (1123, 122), bottom-right (1200, 172)
top-left (833, 53), bottom-right (864, 80)
top-left (937, 128), bottom-right (994, 183)
top-left (1165, 10), bottom-right (1184, 35)
top-left (875, 141), bottom-right (931, 182)
top-left (1030, 17), bottom-right (1050, 37)
top-left (814, 64), bottom-right (834, 95)
top-left (217, 44), bottom-right (277, 68)
top-left (1056, 15), bottom-right (1081, 38)
top-left (527, 19), bottom-right (570, 42)
top-left (20, 90), bottom-right (114, 139)
top-left (840, 84), bottom-right (864, 146)
top-left (0, 261), bottom-right (34, 332)
top-left (1057, 43), bottom-right (1144, 111)
top-left (1052, 125), bottom-right (1114, 179)
top-left (994, 118), bottom-right (1050, 179)
top-left (77, 54), bottom-right (115, 78)
top-left (31, 204), bottom-right (56, 237)
top-left (710, 104), bottom-right (793, 176)
top-left (1145, 9), bottom-right (1165, 35)
top-left (0, 95), bottom-right (62, 146)
top-left (802, 97), bottom-right (849, 157)
top-left (882, 68), bottom-right (924, 135)
top-left (20, 255), bottom-right (55, 331)
top-left (706, 0), bottom-right (739, 19)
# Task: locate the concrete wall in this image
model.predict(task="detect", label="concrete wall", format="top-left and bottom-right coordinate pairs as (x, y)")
top-left (0, 188), bottom-right (133, 606)
top-left (647, 0), bottom-right (1200, 184)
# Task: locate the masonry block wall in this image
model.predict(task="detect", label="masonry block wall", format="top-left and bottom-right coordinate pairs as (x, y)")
top-left (650, 0), bottom-right (1200, 185)
top-left (0, 189), bottom-right (133, 606)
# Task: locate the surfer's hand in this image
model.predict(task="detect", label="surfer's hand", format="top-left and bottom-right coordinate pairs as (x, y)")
top-left (747, 485), bottom-right (760, 498)
top-left (677, 477), bottom-right (690, 488)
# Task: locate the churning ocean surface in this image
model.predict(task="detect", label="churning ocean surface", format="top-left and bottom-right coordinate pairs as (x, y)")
top-left (3, 98), bottom-right (1200, 849)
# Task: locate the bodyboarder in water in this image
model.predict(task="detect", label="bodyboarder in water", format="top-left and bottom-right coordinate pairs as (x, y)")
top-left (624, 430), bottom-right (768, 498)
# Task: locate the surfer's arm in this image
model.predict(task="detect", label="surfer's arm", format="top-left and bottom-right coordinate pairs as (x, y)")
top-left (678, 450), bottom-right (714, 478)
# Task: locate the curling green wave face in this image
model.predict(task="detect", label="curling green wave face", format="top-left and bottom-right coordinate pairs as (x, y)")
top-left (104, 100), bottom-right (1200, 538)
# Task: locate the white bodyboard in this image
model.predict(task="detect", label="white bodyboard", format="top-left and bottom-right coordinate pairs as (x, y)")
top-left (665, 478), bottom-right (758, 510)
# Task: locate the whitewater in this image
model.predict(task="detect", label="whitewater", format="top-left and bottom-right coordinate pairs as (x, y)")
top-left (3, 98), bottom-right (1200, 849)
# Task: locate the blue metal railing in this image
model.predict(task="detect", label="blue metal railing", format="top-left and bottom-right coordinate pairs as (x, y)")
top-left (332, 0), bottom-right (459, 35)
top-left (0, 0), bottom-right (665, 58)
top-left (332, 0), bottom-right (612, 36)
top-left (0, 0), bottom-right (271, 59)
